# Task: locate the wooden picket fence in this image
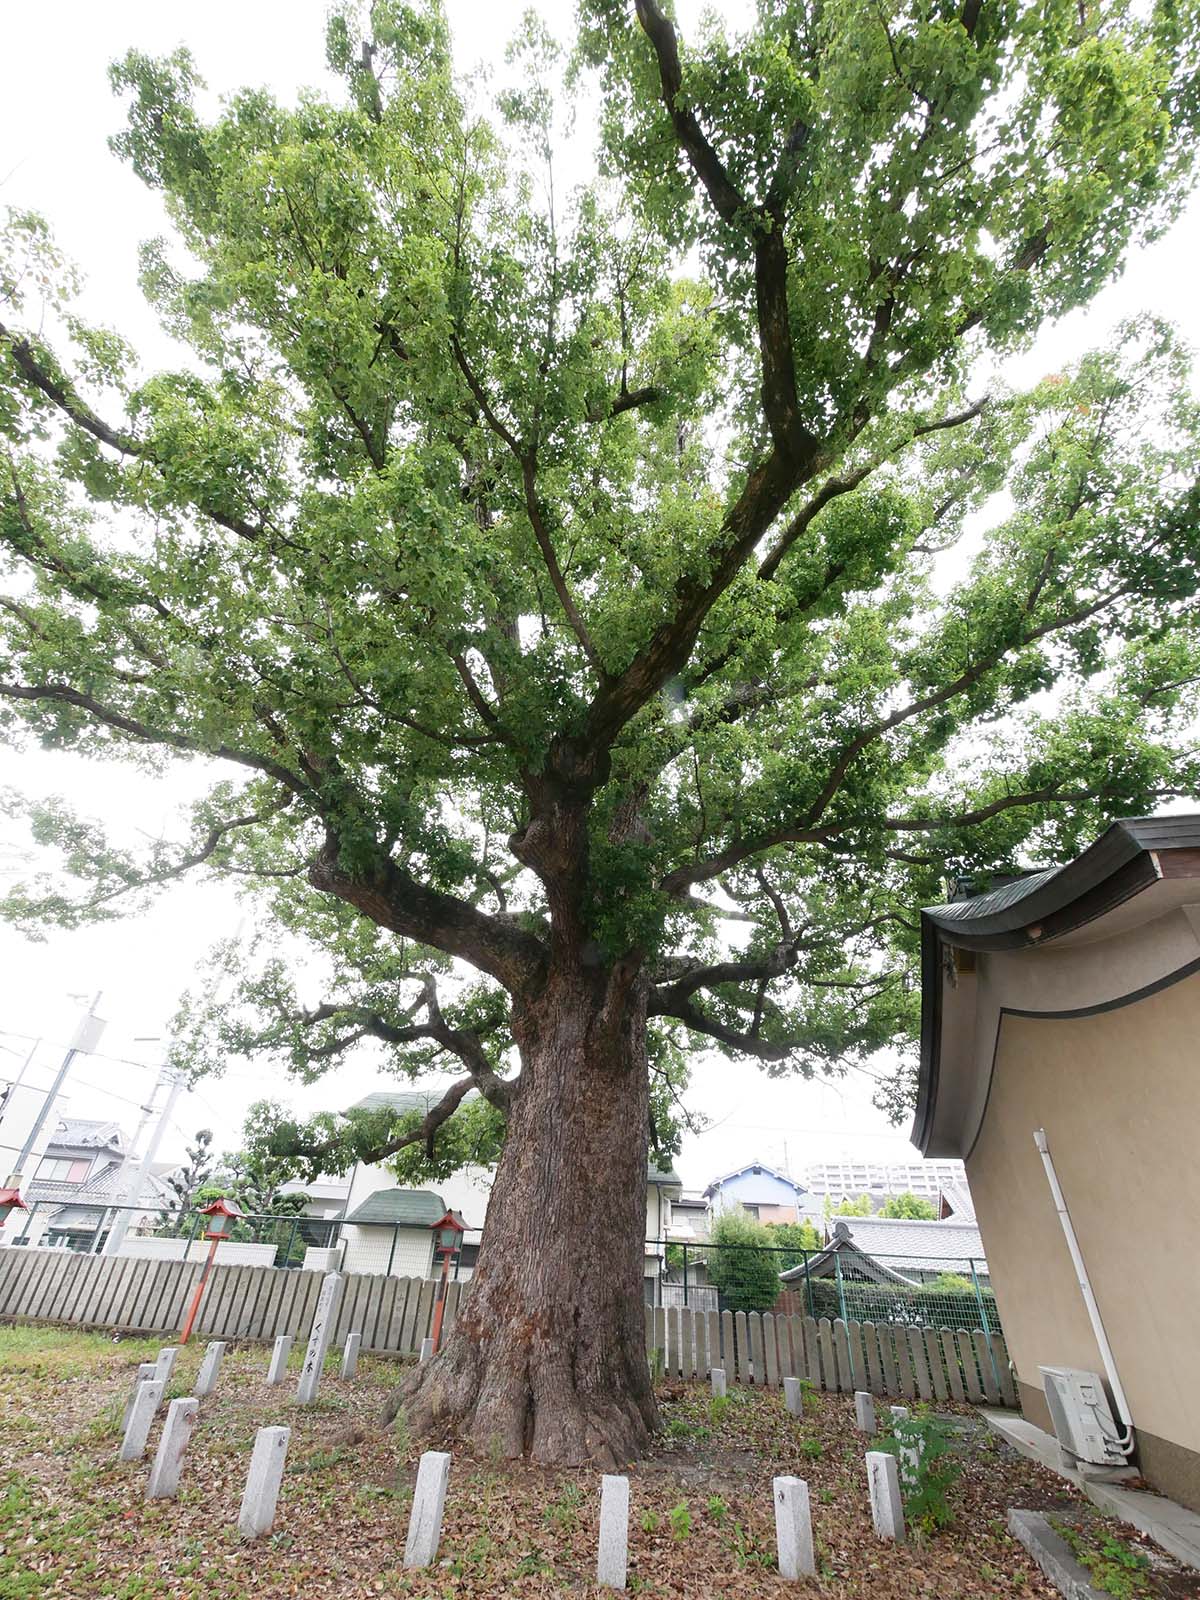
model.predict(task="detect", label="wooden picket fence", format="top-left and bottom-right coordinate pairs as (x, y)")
top-left (0, 1247), bottom-right (467, 1356)
top-left (645, 1302), bottom-right (1018, 1408)
top-left (0, 1247), bottom-right (1018, 1407)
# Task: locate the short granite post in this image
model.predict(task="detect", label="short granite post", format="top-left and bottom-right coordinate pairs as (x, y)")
top-left (403, 1451), bottom-right (451, 1568)
top-left (854, 1390), bottom-right (877, 1435)
top-left (146, 1397), bottom-right (199, 1499)
top-left (710, 1367), bottom-right (727, 1398)
top-left (341, 1332), bottom-right (362, 1380)
top-left (238, 1426), bottom-right (291, 1538)
top-left (889, 1405), bottom-right (909, 1422)
top-left (297, 1272), bottom-right (344, 1404)
top-left (154, 1346), bottom-right (179, 1389)
top-left (419, 1336), bottom-right (434, 1363)
top-left (597, 1473), bottom-right (629, 1590)
top-left (773, 1475), bottom-right (815, 1579)
top-left (866, 1451), bottom-right (905, 1543)
top-left (120, 1379), bottom-right (165, 1462)
top-left (196, 1341), bottom-right (226, 1398)
top-left (266, 1335), bottom-right (292, 1385)
top-left (783, 1375), bottom-right (802, 1416)
top-left (123, 1363), bottom-right (157, 1430)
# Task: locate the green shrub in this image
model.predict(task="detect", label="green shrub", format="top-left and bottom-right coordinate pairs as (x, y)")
top-left (702, 1211), bottom-right (782, 1313)
top-left (783, 1273), bottom-right (999, 1332)
top-left (879, 1410), bottom-right (960, 1532)
top-left (927, 1272), bottom-right (974, 1295)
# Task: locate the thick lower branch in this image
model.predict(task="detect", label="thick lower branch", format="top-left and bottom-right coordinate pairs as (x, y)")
top-left (308, 832), bottom-right (546, 992)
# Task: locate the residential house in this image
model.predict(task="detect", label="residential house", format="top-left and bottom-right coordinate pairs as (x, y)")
top-left (282, 1089), bottom-right (685, 1297)
top-left (916, 814), bottom-right (1200, 1510)
top-left (10, 1116), bottom-right (177, 1251)
top-left (645, 1159), bottom-right (684, 1305)
top-left (339, 1188), bottom-right (468, 1279)
top-left (666, 1193), bottom-right (710, 1244)
top-left (702, 1160), bottom-right (812, 1223)
top-left (277, 1088), bottom-right (495, 1277)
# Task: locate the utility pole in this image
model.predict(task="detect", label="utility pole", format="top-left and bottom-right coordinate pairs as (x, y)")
top-left (6, 995), bottom-right (105, 1187)
top-left (0, 1037), bottom-right (42, 1160)
top-left (101, 1066), bottom-right (187, 1257)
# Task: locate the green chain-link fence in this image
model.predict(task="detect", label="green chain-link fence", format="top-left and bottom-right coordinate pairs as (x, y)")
top-left (650, 1239), bottom-right (1001, 1337)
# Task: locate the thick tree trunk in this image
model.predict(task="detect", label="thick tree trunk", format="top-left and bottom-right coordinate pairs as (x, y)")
top-left (393, 964), bottom-right (657, 1466)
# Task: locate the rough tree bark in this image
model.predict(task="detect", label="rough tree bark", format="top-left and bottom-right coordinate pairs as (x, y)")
top-left (391, 959), bottom-right (657, 1467)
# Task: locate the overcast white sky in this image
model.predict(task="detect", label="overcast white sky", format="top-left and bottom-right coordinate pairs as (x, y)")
top-left (2, 1), bottom-right (1199, 1192)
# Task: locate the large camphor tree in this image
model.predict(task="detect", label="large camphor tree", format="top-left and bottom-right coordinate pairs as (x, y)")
top-left (3, 0), bottom-right (1200, 1464)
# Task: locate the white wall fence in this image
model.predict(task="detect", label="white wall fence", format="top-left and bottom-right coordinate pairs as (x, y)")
top-left (0, 1246), bottom-right (1017, 1406)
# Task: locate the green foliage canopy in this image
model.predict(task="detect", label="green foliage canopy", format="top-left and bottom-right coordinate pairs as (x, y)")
top-left (1, 0), bottom-right (1200, 1177)
top-left (878, 1192), bottom-right (938, 1220)
top-left (764, 1217), bottom-right (821, 1269)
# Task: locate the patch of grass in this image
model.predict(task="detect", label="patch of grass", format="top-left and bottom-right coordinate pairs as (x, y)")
top-left (543, 1481), bottom-right (583, 1532)
top-left (799, 1436), bottom-right (822, 1459)
top-left (727, 1519), bottom-right (775, 1571)
top-left (0, 1470), bottom-right (107, 1595)
top-left (709, 1393), bottom-right (732, 1425)
top-left (0, 1326), bottom-right (160, 1381)
top-left (1052, 1520), bottom-right (1153, 1599)
top-left (287, 1445), bottom-right (352, 1475)
top-left (514, 1544), bottom-right (553, 1578)
top-left (64, 1397), bottom-right (124, 1447)
top-left (449, 1533), bottom-right (495, 1576)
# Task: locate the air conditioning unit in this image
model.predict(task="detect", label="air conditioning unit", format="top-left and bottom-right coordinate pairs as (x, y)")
top-left (1039, 1366), bottom-right (1128, 1466)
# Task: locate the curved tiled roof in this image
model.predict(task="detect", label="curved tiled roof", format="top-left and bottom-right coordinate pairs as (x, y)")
top-left (48, 1117), bottom-right (125, 1151)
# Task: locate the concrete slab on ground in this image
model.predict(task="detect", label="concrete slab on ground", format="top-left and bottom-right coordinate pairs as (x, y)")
top-left (1008, 1509), bottom-right (1109, 1600)
top-left (981, 1409), bottom-right (1200, 1573)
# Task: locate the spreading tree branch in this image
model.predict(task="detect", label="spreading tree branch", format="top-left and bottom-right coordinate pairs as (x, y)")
top-left (308, 830), bottom-right (546, 993)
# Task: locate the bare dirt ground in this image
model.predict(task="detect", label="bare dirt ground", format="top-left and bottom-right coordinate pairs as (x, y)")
top-left (1, 1325), bottom-right (1195, 1598)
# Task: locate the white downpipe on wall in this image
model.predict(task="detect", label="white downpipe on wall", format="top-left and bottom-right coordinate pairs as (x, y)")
top-left (1033, 1127), bottom-right (1135, 1449)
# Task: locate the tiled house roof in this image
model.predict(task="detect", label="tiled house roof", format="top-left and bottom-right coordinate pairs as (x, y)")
top-left (820, 1215), bottom-right (985, 1271)
top-left (47, 1116), bottom-right (125, 1152)
top-left (344, 1188), bottom-right (449, 1226)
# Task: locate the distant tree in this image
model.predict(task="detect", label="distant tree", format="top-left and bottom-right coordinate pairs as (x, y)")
top-left (834, 1194), bottom-right (874, 1218)
top-left (928, 1272), bottom-right (974, 1296)
top-left (704, 1209), bottom-right (781, 1313)
top-left (199, 1119), bottom-right (311, 1264)
top-left (764, 1218), bottom-right (821, 1270)
top-left (208, 1149), bottom-right (310, 1220)
top-left (879, 1192), bottom-right (937, 1221)
top-left (153, 1127), bottom-right (213, 1234)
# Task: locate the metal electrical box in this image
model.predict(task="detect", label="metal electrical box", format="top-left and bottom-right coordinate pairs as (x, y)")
top-left (1039, 1366), bottom-right (1127, 1466)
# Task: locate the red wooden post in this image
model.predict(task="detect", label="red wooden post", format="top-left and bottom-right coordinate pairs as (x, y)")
top-left (427, 1210), bottom-right (466, 1355)
top-left (179, 1197), bottom-right (242, 1345)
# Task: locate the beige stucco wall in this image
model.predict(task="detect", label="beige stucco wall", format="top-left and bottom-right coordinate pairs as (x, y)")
top-left (967, 968), bottom-right (1200, 1472)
